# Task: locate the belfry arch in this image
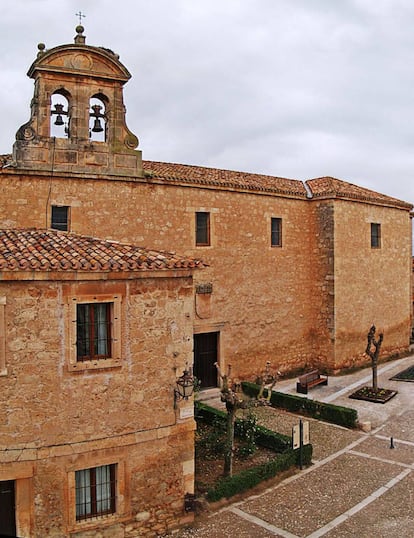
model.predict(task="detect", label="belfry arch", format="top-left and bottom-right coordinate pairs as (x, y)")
top-left (13, 25), bottom-right (142, 176)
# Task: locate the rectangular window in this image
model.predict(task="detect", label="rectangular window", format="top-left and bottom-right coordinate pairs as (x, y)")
top-left (371, 223), bottom-right (381, 248)
top-left (271, 217), bottom-right (282, 247)
top-left (196, 212), bottom-right (210, 246)
top-left (75, 464), bottom-right (116, 521)
top-left (76, 303), bottom-right (112, 361)
top-left (51, 205), bottom-right (69, 231)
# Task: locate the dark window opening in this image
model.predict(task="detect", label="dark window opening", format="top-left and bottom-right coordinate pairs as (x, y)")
top-left (75, 464), bottom-right (116, 521)
top-left (196, 212), bottom-right (210, 246)
top-left (0, 480), bottom-right (16, 536)
top-left (271, 217), bottom-right (282, 247)
top-left (371, 223), bottom-right (381, 248)
top-left (51, 205), bottom-right (69, 231)
top-left (76, 303), bottom-right (112, 361)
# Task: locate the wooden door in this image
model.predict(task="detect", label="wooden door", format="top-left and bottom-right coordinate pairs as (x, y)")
top-left (194, 332), bottom-right (218, 389)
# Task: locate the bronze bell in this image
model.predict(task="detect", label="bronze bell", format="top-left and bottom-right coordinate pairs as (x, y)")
top-left (53, 103), bottom-right (65, 126)
top-left (92, 117), bottom-right (104, 133)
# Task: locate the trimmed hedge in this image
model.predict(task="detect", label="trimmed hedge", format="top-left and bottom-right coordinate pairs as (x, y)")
top-left (195, 402), bottom-right (313, 502)
top-left (206, 450), bottom-right (295, 502)
top-left (242, 381), bottom-right (358, 429)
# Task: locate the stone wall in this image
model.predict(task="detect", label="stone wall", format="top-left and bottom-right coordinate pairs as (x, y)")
top-left (0, 274), bottom-right (196, 537)
top-left (0, 172), bottom-right (317, 378)
top-left (0, 170), bottom-right (411, 379)
top-left (333, 200), bottom-right (412, 369)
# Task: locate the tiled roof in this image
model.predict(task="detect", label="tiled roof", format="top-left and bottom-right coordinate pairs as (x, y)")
top-left (306, 177), bottom-right (412, 209)
top-left (142, 160), bottom-right (307, 197)
top-left (2, 153), bottom-right (410, 209)
top-left (0, 229), bottom-right (204, 272)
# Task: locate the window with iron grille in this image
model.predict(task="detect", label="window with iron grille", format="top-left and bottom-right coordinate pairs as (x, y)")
top-left (75, 464), bottom-right (116, 521)
top-left (76, 303), bottom-right (112, 361)
top-left (271, 217), bottom-right (282, 247)
top-left (51, 205), bottom-right (69, 231)
top-left (371, 223), bottom-right (381, 248)
top-left (196, 212), bottom-right (210, 246)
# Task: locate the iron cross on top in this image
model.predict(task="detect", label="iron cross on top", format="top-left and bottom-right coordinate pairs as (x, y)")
top-left (76, 11), bottom-right (86, 24)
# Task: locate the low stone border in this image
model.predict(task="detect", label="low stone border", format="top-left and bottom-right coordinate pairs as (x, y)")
top-left (349, 386), bottom-right (398, 404)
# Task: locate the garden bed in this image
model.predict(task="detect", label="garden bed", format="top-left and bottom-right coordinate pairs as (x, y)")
top-left (195, 422), bottom-right (278, 495)
top-left (390, 365), bottom-right (414, 382)
top-left (195, 402), bottom-right (312, 502)
top-left (349, 386), bottom-right (398, 403)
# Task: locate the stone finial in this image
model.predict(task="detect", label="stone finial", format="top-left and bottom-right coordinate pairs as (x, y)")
top-left (74, 25), bottom-right (86, 45)
top-left (37, 43), bottom-right (46, 58)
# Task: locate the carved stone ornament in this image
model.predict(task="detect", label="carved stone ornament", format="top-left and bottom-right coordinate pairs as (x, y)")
top-left (71, 53), bottom-right (93, 70)
top-left (196, 283), bottom-right (213, 295)
top-left (15, 122), bottom-right (36, 141)
top-left (124, 132), bottom-right (139, 149)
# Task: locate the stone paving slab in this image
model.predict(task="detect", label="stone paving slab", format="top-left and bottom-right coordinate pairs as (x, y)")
top-left (323, 470), bottom-right (414, 538)
top-left (241, 453), bottom-right (401, 538)
top-left (168, 509), bottom-right (280, 537)
top-left (377, 409), bottom-right (414, 442)
top-left (352, 435), bottom-right (414, 465)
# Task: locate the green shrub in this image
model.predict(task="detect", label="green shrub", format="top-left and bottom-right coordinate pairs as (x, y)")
top-left (242, 381), bottom-right (358, 428)
top-left (236, 409), bottom-right (258, 458)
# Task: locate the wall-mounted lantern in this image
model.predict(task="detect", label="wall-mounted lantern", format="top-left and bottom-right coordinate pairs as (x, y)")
top-left (174, 367), bottom-right (194, 408)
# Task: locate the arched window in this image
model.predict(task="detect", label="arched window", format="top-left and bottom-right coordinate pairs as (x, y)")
top-left (89, 95), bottom-right (107, 142)
top-left (50, 92), bottom-right (70, 138)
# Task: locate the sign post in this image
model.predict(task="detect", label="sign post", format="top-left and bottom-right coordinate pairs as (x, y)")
top-left (292, 419), bottom-right (309, 470)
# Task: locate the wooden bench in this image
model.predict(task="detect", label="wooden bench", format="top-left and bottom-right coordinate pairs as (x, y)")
top-left (296, 369), bottom-right (328, 394)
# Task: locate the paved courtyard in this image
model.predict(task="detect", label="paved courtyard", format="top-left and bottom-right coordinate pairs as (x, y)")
top-left (170, 355), bottom-right (414, 537)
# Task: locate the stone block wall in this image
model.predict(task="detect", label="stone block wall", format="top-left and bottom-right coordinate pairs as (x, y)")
top-left (0, 169), bottom-right (412, 379)
top-left (0, 274), bottom-right (196, 536)
top-left (333, 200), bottom-right (412, 369)
top-left (0, 172), bottom-right (318, 379)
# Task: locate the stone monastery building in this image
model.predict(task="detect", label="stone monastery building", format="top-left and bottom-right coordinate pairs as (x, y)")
top-left (0, 25), bottom-right (412, 537)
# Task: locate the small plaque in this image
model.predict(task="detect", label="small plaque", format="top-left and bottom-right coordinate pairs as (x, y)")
top-left (292, 424), bottom-right (300, 449)
top-left (180, 406), bottom-right (194, 420)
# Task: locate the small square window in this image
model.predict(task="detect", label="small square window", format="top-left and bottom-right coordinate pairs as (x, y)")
top-left (76, 303), bottom-right (112, 361)
top-left (67, 295), bottom-right (121, 371)
top-left (75, 464), bottom-right (116, 521)
top-left (371, 223), bottom-right (381, 248)
top-left (51, 205), bottom-right (69, 231)
top-left (196, 212), bottom-right (210, 246)
top-left (271, 217), bottom-right (282, 247)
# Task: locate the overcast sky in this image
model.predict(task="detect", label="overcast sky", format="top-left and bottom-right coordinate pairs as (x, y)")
top-left (2, 0), bottom-right (414, 203)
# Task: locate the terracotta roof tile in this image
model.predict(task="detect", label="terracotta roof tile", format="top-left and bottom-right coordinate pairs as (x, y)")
top-left (2, 153), bottom-right (410, 209)
top-left (0, 229), bottom-right (204, 273)
top-left (142, 160), bottom-right (307, 197)
top-left (306, 177), bottom-right (412, 209)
